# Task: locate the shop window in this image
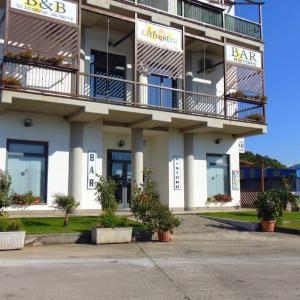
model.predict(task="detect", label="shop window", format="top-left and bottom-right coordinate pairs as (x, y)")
top-left (6, 140), bottom-right (48, 203)
top-left (207, 154), bottom-right (230, 197)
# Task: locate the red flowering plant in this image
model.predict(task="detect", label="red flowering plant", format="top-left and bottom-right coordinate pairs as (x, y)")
top-left (11, 191), bottom-right (36, 207)
top-left (206, 194), bottom-right (232, 205)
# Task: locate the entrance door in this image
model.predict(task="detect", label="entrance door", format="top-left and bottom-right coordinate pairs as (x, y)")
top-left (108, 150), bottom-right (131, 209)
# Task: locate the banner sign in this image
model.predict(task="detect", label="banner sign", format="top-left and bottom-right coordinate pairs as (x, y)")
top-left (87, 151), bottom-right (97, 190)
top-left (137, 20), bottom-right (182, 52)
top-left (173, 156), bottom-right (182, 190)
top-left (11, 0), bottom-right (78, 24)
top-left (226, 45), bottom-right (262, 69)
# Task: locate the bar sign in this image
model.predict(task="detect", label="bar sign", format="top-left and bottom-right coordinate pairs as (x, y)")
top-left (173, 156), bottom-right (182, 190)
top-left (87, 151), bottom-right (97, 190)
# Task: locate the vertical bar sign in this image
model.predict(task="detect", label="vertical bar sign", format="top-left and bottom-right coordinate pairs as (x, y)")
top-left (173, 156), bottom-right (182, 190)
top-left (87, 151), bottom-right (97, 190)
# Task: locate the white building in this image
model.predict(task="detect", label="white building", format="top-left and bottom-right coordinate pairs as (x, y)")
top-left (0, 0), bottom-right (266, 211)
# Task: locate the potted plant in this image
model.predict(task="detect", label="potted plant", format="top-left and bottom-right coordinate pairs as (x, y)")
top-left (92, 176), bottom-right (132, 244)
top-left (0, 170), bottom-right (26, 250)
top-left (52, 193), bottom-right (79, 226)
top-left (246, 113), bottom-right (265, 123)
top-left (254, 190), bottom-right (283, 232)
top-left (131, 168), bottom-right (180, 242)
top-left (1, 76), bottom-right (21, 87)
top-left (155, 204), bottom-right (181, 242)
top-left (206, 194), bottom-right (232, 206)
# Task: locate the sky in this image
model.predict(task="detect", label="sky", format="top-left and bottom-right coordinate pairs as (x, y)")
top-left (236, 1), bottom-right (300, 167)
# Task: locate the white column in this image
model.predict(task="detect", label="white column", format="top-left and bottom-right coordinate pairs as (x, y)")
top-left (131, 128), bottom-right (144, 190)
top-left (184, 133), bottom-right (195, 210)
top-left (139, 72), bottom-right (148, 105)
top-left (69, 122), bottom-right (84, 204)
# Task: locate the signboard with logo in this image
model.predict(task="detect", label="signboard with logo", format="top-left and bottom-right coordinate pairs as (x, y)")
top-left (226, 45), bottom-right (262, 69)
top-left (173, 156), bottom-right (182, 190)
top-left (11, 0), bottom-right (78, 24)
top-left (87, 151), bottom-right (97, 190)
top-left (137, 20), bottom-right (182, 52)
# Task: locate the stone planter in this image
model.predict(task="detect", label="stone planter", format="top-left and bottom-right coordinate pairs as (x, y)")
top-left (0, 231), bottom-right (25, 250)
top-left (91, 227), bottom-right (132, 245)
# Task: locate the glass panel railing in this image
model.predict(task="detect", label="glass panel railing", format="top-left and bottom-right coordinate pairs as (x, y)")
top-left (137, 0), bottom-right (169, 12)
top-left (225, 14), bottom-right (261, 39)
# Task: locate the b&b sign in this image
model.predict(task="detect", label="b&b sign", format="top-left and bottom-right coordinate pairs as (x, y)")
top-left (87, 151), bottom-right (97, 190)
top-left (11, 0), bottom-right (78, 24)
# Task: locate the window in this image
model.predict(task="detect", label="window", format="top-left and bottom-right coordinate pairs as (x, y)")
top-left (90, 50), bottom-right (126, 101)
top-left (7, 140), bottom-right (48, 203)
top-left (207, 154), bottom-right (230, 197)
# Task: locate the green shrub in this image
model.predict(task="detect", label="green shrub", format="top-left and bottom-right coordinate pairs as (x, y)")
top-left (0, 218), bottom-right (23, 232)
top-left (0, 170), bottom-right (12, 210)
top-left (98, 209), bottom-right (129, 228)
top-left (95, 176), bottom-right (118, 212)
top-left (52, 193), bottom-right (79, 226)
top-left (254, 190), bottom-right (298, 222)
top-left (131, 169), bottom-right (180, 233)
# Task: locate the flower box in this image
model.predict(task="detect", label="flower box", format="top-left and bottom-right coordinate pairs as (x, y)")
top-left (91, 227), bottom-right (132, 245)
top-left (0, 231), bottom-right (25, 250)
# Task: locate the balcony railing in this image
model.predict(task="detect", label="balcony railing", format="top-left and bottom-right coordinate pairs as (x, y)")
top-left (130, 0), bottom-right (262, 39)
top-left (225, 15), bottom-right (262, 39)
top-left (1, 61), bottom-right (265, 124)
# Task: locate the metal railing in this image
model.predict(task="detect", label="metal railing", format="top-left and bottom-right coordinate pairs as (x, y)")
top-left (129, 0), bottom-right (262, 39)
top-left (225, 14), bottom-right (262, 39)
top-left (1, 61), bottom-right (266, 124)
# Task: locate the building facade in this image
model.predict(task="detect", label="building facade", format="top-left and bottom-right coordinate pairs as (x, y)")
top-left (0, 0), bottom-right (267, 211)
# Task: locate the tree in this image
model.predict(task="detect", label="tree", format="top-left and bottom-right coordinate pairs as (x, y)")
top-left (240, 151), bottom-right (286, 168)
top-left (52, 194), bottom-right (79, 226)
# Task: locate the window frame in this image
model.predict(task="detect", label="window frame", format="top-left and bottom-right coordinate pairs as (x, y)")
top-left (6, 139), bottom-right (49, 204)
top-left (206, 153), bottom-right (231, 196)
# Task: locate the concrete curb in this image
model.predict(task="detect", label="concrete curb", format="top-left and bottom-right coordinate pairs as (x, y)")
top-left (203, 216), bottom-right (260, 231)
top-left (25, 228), bottom-right (153, 246)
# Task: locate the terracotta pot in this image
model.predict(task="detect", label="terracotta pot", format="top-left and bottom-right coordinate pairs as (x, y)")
top-left (157, 230), bottom-right (172, 242)
top-left (261, 220), bottom-right (275, 232)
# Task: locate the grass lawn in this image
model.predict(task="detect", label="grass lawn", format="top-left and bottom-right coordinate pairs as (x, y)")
top-left (200, 211), bottom-right (300, 231)
top-left (11, 216), bottom-right (143, 235)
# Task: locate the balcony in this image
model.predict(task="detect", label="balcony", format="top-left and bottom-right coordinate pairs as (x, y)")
top-left (129, 0), bottom-right (262, 40)
top-left (1, 60), bottom-right (266, 125)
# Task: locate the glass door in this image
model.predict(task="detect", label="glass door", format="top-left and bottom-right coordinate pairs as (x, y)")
top-left (90, 50), bottom-right (126, 101)
top-left (108, 150), bottom-right (131, 209)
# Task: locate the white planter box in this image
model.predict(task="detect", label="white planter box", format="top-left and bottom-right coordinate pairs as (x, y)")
top-left (91, 227), bottom-right (132, 245)
top-left (0, 231), bottom-right (25, 250)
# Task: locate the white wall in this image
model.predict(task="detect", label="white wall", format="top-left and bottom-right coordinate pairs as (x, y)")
top-left (0, 111), bottom-right (70, 211)
top-left (193, 133), bottom-right (240, 208)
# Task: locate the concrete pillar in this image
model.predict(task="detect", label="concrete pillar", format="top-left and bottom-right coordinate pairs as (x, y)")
top-left (184, 133), bottom-right (195, 210)
top-left (139, 72), bottom-right (148, 105)
top-left (131, 128), bottom-right (144, 190)
top-left (69, 122), bottom-right (84, 204)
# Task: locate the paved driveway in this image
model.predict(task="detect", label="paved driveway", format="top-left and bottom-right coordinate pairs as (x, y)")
top-left (1, 215), bottom-right (300, 300)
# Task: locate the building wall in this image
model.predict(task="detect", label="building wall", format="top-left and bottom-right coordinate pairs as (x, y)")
top-left (193, 133), bottom-right (240, 207)
top-left (0, 111), bottom-right (70, 211)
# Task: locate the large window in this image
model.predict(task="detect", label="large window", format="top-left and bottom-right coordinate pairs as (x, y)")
top-left (207, 154), bottom-right (230, 197)
top-left (7, 140), bottom-right (48, 203)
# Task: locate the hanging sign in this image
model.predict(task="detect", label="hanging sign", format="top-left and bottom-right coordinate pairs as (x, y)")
top-left (173, 156), bottom-right (182, 190)
top-left (137, 20), bottom-right (182, 52)
top-left (11, 0), bottom-right (78, 24)
top-left (87, 151), bottom-right (97, 190)
top-left (226, 45), bottom-right (262, 69)
top-left (238, 138), bottom-right (245, 154)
